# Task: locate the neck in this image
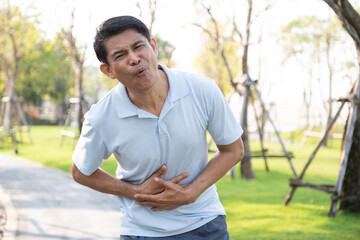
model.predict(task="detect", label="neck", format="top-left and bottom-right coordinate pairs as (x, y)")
top-left (127, 69), bottom-right (169, 116)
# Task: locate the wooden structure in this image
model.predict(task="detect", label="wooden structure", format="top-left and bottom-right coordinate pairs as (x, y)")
top-left (301, 125), bottom-right (343, 145)
top-left (59, 97), bottom-right (82, 146)
top-left (283, 80), bottom-right (360, 217)
top-left (231, 74), bottom-right (297, 179)
top-left (0, 95), bottom-right (32, 153)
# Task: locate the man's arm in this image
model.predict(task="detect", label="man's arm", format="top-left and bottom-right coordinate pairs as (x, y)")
top-left (134, 137), bottom-right (244, 210)
top-left (72, 163), bottom-right (189, 200)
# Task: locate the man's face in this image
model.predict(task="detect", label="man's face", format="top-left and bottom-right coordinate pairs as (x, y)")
top-left (100, 29), bottom-right (159, 92)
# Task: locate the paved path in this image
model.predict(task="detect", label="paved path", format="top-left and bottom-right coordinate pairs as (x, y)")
top-left (0, 153), bottom-right (122, 240)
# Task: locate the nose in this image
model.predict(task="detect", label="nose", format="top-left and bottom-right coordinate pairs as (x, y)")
top-left (128, 51), bottom-right (140, 65)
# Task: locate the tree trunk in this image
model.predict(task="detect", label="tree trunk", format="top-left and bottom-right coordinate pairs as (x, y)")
top-left (1, 2), bottom-right (21, 130)
top-left (240, 85), bottom-right (255, 179)
top-left (239, 0), bottom-right (255, 179)
top-left (340, 103), bottom-right (360, 212)
top-left (323, 34), bottom-right (333, 146)
top-left (196, 0), bottom-right (257, 179)
top-left (3, 77), bottom-right (15, 130)
top-left (339, 49), bottom-right (360, 211)
top-left (74, 60), bottom-right (84, 133)
top-left (320, 0), bottom-right (360, 213)
top-left (64, 9), bottom-right (86, 134)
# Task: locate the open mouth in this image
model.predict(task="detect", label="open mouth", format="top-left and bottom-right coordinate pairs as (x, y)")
top-left (136, 68), bottom-right (145, 77)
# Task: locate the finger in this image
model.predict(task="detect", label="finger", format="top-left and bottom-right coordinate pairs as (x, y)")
top-left (151, 206), bottom-right (161, 211)
top-left (155, 178), bottom-right (181, 190)
top-left (169, 173), bottom-right (190, 184)
top-left (151, 174), bottom-right (189, 192)
top-left (134, 193), bottom-right (158, 202)
top-left (153, 165), bottom-right (167, 177)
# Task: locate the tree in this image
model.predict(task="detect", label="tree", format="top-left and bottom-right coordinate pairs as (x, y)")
top-left (17, 39), bottom-right (50, 106)
top-left (281, 16), bottom-right (321, 128)
top-left (137, 0), bottom-right (157, 36)
top-left (280, 15), bottom-right (348, 141)
top-left (195, 23), bottom-right (239, 95)
top-left (319, 0), bottom-right (360, 215)
top-left (194, 0), bottom-right (271, 179)
top-left (0, 0), bottom-right (38, 129)
top-left (62, 9), bottom-right (87, 133)
top-left (193, 1), bottom-right (249, 177)
top-left (154, 35), bottom-right (176, 68)
top-left (136, 0), bottom-right (176, 67)
top-left (43, 33), bottom-right (75, 122)
top-left (17, 34), bottom-right (74, 113)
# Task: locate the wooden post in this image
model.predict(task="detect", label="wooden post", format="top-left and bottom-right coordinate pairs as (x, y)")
top-left (236, 75), bottom-right (295, 178)
top-left (254, 87), bottom-right (298, 177)
top-left (329, 80), bottom-right (360, 217)
top-left (248, 89), bottom-right (269, 171)
top-left (60, 97), bottom-right (81, 147)
top-left (0, 94), bottom-right (32, 153)
top-left (284, 100), bottom-right (346, 205)
top-left (15, 95), bottom-right (32, 142)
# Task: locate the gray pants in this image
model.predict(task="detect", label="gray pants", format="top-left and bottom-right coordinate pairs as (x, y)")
top-left (120, 215), bottom-right (230, 240)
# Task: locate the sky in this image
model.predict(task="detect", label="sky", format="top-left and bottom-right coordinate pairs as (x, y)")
top-left (13, 0), bottom-right (332, 70)
top-left (10, 0), bottom-right (359, 130)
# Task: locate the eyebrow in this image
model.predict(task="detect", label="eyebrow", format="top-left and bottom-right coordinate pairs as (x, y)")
top-left (110, 49), bottom-right (126, 59)
top-left (110, 40), bottom-right (146, 58)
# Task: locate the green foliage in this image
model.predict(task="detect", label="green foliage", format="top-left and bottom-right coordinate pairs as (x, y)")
top-left (83, 66), bottom-right (103, 104)
top-left (279, 15), bottom-right (342, 64)
top-left (100, 72), bottom-right (118, 91)
top-left (0, 4), bottom-right (36, 57)
top-left (0, 3), bottom-right (39, 87)
top-left (0, 2), bottom-right (74, 107)
top-left (45, 33), bottom-right (75, 103)
top-left (0, 126), bottom-right (359, 239)
top-left (154, 34), bottom-right (176, 67)
top-left (195, 31), bottom-right (239, 95)
top-left (17, 34), bottom-right (75, 105)
top-left (17, 39), bottom-right (49, 105)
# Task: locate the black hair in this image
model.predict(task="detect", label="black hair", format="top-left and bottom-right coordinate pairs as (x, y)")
top-left (93, 15), bottom-right (151, 65)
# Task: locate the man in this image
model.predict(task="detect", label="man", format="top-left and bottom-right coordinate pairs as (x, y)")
top-left (72, 15), bottom-right (244, 239)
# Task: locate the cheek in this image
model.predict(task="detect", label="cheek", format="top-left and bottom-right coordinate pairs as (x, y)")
top-left (113, 65), bottom-right (128, 75)
top-left (149, 53), bottom-right (158, 66)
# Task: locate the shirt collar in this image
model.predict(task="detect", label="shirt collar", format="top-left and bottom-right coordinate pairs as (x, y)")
top-left (115, 64), bottom-right (189, 119)
top-left (159, 64), bottom-right (189, 102)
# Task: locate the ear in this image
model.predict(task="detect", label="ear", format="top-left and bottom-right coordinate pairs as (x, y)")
top-left (150, 37), bottom-right (158, 57)
top-left (100, 63), bottom-right (116, 79)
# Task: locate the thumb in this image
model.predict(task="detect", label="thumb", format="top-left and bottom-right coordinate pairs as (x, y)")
top-left (154, 165), bottom-right (167, 177)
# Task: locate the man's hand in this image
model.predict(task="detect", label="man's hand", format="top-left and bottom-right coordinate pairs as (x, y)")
top-left (134, 177), bottom-right (197, 211)
top-left (134, 138), bottom-right (244, 211)
top-left (71, 163), bottom-right (189, 201)
top-left (135, 165), bottom-right (190, 197)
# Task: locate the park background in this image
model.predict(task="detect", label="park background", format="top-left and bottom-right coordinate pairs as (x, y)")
top-left (0, 0), bottom-right (360, 239)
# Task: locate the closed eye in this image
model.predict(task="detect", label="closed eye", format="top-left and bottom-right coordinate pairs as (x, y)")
top-left (114, 54), bottom-right (125, 60)
top-left (111, 50), bottom-right (127, 61)
top-left (134, 44), bottom-right (144, 50)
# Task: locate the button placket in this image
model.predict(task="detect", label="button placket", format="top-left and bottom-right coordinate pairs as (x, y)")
top-left (157, 100), bottom-right (173, 166)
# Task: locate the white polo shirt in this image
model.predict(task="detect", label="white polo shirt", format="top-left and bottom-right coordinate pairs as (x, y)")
top-left (72, 64), bottom-right (243, 237)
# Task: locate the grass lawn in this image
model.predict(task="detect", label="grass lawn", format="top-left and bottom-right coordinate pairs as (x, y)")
top-left (1, 125), bottom-right (359, 240)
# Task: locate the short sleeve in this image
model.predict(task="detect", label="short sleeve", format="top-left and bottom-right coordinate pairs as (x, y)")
top-left (72, 119), bottom-right (111, 176)
top-left (207, 81), bottom-right (243, 145)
